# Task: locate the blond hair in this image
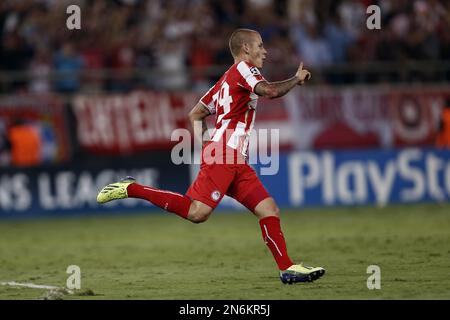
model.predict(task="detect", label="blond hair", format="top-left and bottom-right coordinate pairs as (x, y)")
top-left (228, 28), bottom-right (258, 58)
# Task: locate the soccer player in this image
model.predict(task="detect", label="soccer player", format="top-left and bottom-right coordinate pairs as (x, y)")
top-left (97, 29), bottom-right (325, 284)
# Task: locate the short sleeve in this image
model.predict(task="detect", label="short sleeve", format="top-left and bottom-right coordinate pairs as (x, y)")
top-left (236, 61), bottom-right (266, 92)
top-left (199, 86), bottom-right (216, 114)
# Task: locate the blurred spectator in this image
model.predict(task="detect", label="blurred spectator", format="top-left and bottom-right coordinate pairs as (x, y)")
top-left (53, 42), bottom-right (84, 93)
top-left (38, 120), bottom-right (58, 164)
top-left (436, 99), bottom-right (450, 149)
top-left (291, 16), bottom-right (333, 68)
top-left (189, 33), bottom-right (216, 92)
top-left (0, 32), bottom-right (34, 91)
top-left (79, 36), bottom-right (106, 93)
top-left (337, 0), bottom-right (366, 40)
top-left (28, 46), bottom-right (51, 94)
top-left (0, 121), bottom-right (11, 166)
top-left (7, 119), bottom-right (42, 167)
top-left (287, 0), bottom-right (314, 24)
top-left (324, 14), bottom-right (355, 64)
top-left (154, 38), bottom-right (188, 91)
top-left (241, 0), bottom-right (283, 42)
top-left (108, 38), bottom-right (137, 92)
top-left (264, 32), bottom-right (297, 79)
top-left (215, 0), bottom-right (240, 25)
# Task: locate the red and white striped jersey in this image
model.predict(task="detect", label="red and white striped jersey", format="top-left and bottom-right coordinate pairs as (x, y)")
top-left (199, 60), bottom-right (265, 158)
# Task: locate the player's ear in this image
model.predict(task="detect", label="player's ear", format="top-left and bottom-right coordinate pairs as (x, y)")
top-left (243, 43), bottom-right (250, 55)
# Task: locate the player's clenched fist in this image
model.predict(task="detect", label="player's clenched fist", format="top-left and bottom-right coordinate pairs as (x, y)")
top-left (295, 62), bottom-right (311, 85)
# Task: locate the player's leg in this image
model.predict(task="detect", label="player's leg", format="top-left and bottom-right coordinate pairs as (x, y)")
top-left (230, 165), bottom-right (325, 284)
top-left (97, 176), bottom-right (214, 223)
top-left (186, 200), bottom-right (214, 223)
top-left (97, 162), bottom-right (233, 223)
top-left (253, 197), bottom-right (325, 283)
top-left (97, 176), bottom-right (193, 219)
top-left (126, 181), bottom-right (217, 223)
top-left (252, 198), bottom-right (293, 269)
top-left (244, 194), bottom-right (296, 271)
top-left (184, 163), bottom-right (235, 222)
top-left (227, 167), bottom-right (294, 269)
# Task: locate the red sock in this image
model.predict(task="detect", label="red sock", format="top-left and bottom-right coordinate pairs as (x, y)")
top-left (127, 183), bottom-right (191, 219)
top-left (259, 216), bottom-right (294, 270)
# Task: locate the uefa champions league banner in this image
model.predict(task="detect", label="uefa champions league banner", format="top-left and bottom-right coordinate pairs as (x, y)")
top-left (232, 148), bottom-right (450, 209)
top-left (0, 159), bottom-right (190, 218)
top-left (2, 148), bottom-right (450, 217)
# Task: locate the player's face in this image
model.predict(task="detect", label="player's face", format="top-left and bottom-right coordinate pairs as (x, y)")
top-left (247, 34), bottom-right (267, 68)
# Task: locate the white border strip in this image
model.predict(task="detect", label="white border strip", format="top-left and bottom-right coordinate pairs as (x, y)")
top-left (1, 281), bottom-right (73, 294)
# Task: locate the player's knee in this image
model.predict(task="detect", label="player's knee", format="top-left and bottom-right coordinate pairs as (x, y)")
top-left (188, 207), bottom-right (212, 224)
top-left (189, 211), bottom-right (210, 224)
top-left (268, 205), bottom-right (280, 218)
top-left (255, 201), bottom-right (280, 218)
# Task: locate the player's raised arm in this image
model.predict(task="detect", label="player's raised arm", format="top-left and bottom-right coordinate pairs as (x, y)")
top-left (188, 102), bottom-right (211, 145)
top-left (254, 62), bottom-right (311, 99)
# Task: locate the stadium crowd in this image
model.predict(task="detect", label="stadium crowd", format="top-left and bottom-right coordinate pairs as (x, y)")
top-left (0, 0), bottom-right (449, 93)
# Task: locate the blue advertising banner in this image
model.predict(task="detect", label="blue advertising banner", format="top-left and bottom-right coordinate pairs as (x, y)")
top-left (0, 158), bottom-right (191, 218)
top-left (3, 148), bottom-right (450, 218)
top-left (251, 148), bottom-right (450, 208)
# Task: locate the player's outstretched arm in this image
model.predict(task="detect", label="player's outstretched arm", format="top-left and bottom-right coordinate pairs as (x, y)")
top-left (255, 62), bottom-right (311, 99)
top-left (188, 102), bottom-right (211, 145)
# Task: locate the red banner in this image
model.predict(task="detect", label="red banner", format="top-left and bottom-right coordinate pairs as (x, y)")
top-left (72, 91), bottom-right (198, 154)
top-left (389, 88), bottom-right (445, 147)
top-left (290, 86), bottom-right (449, 150)
top-left (72, 86), bottom-right (450, 155)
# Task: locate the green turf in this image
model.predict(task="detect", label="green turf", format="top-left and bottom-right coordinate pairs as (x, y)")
top-left (0, 204), bottom-right (449, 300)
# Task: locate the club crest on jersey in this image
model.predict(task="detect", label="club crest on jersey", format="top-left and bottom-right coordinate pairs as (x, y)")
top-left (250, 67), bottom-right (260, 76)
top-left (211, 190), bottom-right (221, 201)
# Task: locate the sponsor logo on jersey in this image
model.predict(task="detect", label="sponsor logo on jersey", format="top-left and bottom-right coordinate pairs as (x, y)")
top-left (211, 190), bottom-right (221, 201)
top-left (250, 67), bottom-right (260, 76)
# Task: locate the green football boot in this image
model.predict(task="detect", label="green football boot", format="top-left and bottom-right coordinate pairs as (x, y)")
top-left (280, 264), bottom-right (325, 284)
top-left (96, 176), bottom-right (136, 204)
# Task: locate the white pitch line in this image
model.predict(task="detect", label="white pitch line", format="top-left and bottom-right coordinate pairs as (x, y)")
top-left (1, 281), bottom-right (73, 294)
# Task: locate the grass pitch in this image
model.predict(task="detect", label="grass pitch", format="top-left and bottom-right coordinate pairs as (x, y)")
top-left (0, 204), bottom-right (449, 300)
